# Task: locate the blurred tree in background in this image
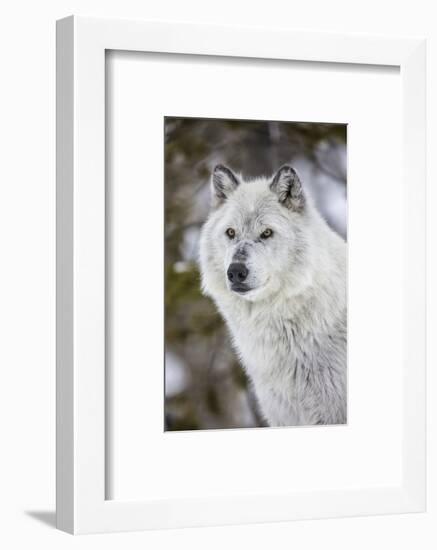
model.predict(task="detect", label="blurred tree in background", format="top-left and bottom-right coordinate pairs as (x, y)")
top-left (164, 117), bottom-right (347, 431)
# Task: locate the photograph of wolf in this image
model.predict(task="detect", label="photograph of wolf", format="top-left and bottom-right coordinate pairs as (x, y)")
top-left (165, 116), bottom-right (347, 430)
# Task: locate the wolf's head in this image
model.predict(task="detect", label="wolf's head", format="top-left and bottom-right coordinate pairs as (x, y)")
top-left (199, 164), bottom-right (317, 303)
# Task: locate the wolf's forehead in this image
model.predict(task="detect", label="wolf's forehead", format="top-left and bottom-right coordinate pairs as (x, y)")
top-left (227, 194), bottom-right (277, 228)
top-left (233, 181), bottom-right (272, 210)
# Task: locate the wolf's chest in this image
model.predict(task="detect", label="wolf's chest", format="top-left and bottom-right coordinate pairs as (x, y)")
top-left (231, 317), bottom-right (307, 393)
top-left (228, 315), bottom-right (328, 425)
top-left (231, 315), bottom-right (306, 370)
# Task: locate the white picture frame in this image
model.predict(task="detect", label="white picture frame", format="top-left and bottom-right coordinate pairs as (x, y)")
top-left (56, 15), bottom-right (426, 534)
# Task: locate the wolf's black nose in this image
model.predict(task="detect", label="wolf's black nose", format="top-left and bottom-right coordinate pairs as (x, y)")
top-left (227, 263), bottom-right (248, 283)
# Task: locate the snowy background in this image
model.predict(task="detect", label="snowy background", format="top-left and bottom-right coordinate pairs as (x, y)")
top-left (164, 117), bottom-right (347, 431)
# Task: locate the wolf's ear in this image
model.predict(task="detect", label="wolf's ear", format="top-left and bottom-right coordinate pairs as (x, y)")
top-left (211, 164), bottom-right (240, 206)
top-left (270, 165), bottom-right (305, 212)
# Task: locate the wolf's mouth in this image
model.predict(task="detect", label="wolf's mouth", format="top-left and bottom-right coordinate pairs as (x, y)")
top-left (230, 283), bottom-right (251, 294)
top-left (229, 277), bottom-right (271, 298)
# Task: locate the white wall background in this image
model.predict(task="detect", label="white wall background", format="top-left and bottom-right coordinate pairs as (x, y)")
top-left (0, 1), bottom-right (435, 548)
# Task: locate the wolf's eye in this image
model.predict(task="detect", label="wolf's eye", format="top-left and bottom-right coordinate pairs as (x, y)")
top-left (260, 228), bottom-right (273, 239)
top-left (225, 228), bottom-right (236, 239)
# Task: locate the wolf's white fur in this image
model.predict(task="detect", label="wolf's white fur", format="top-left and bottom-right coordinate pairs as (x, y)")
top-left (199, 165), bottom-right (347, 426)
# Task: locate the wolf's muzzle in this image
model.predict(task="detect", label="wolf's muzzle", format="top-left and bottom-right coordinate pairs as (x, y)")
top-left (227, 263), bottom-right (248, 283)
top-left (227, 263), bottom-right (250, 293)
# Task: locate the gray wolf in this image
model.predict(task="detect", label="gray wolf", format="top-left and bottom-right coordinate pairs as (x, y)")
top-left (199, 164), bottom-right (347, 426)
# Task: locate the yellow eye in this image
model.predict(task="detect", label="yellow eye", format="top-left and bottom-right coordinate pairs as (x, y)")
top-left (225, 228), bottom-right (236, 239)
top-left (260, 228), bottom-right (273, 239)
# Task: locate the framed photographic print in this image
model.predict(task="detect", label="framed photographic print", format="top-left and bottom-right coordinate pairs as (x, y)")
top-left (56, 16), bottom-right (426, 534)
